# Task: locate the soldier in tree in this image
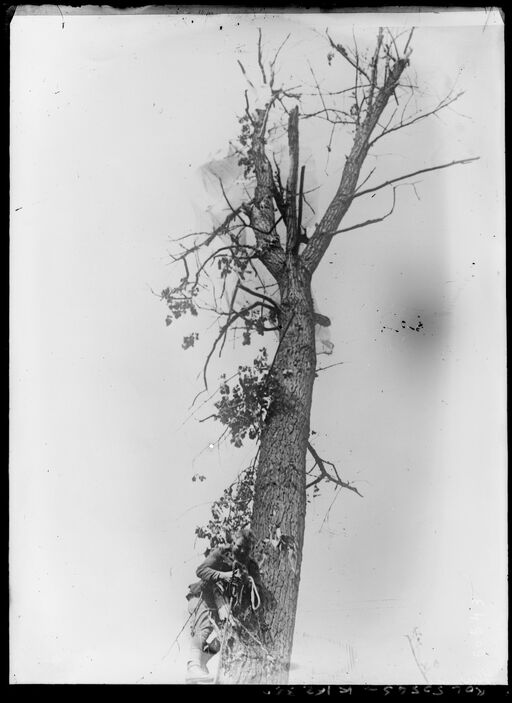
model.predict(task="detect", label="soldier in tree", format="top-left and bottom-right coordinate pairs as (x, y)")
top-left (185, 528), bottom-right (262, 683)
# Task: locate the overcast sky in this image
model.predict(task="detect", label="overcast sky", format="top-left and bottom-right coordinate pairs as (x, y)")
top-left (10, 8), bottom-right (505, 685)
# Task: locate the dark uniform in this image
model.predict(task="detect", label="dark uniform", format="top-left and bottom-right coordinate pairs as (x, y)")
top-left (186, 544), bottom-right (262, 677)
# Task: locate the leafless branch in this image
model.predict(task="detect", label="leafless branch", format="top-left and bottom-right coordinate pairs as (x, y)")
top-left (270, 33), bottom-right (291, 77)
top-left (300, 108), bottom-right (355, 125)
top-left (326, 29), bottom-right (371, 82)
top-left (404, 27), bottom-right (415, 56)
top-left (297, 165), bottom-right (306, 238)
top-left (387, 28), bottom-right (400, 62)
top-left (316, 361), bottom-right (345, 373)
top-left (237, 59), bottom-right (255, 89)
top-left (257, 28), bottom-right (267, 84)
top-left (286, 106), bottom-right (300, 252)
top-left (332, 185), bottom-right (398, 235)
top-left (370, 90), bottom-right (464, 145)
top-left (355, 166), bottom-right (376, 193)
top-left (354, 157), bottom-right (480, 199)
top-left (198, 413), bottom-right (217, 423)
top-left (306, 442), bottom-right (363, 496)
top-left (300, 84), bottom-right (371, 97)
top-left (308, 61), bottom-right (330, 118)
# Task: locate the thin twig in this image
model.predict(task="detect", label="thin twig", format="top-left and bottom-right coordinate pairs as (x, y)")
top-left (316, 361), bottom-right (345, 373)
top-left (237, 59), bottom-right (255, 89)
top-left (270, 33), bottom-right (291, 75)
top-left (219, 281), bottom-right (240, 356)
top-left (370, 91), bottom-right (464, 145)
top-left (326, 29), bottom-right (371, 82)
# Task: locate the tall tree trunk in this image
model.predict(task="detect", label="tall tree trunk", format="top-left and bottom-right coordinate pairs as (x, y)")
top-left (218, 256), bottom-right (316, 684)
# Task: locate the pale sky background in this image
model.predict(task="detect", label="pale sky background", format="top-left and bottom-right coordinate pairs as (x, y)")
top-left (10, 8), bottom-right (506, 685)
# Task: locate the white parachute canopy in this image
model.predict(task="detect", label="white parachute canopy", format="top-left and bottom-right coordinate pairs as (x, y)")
top-left (192, 141), bottom-right (254, 244)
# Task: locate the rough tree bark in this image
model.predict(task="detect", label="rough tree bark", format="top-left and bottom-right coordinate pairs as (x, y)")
top-left (218, 255), bottom-right (316, 683)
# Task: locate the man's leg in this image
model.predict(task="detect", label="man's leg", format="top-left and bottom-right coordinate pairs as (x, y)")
top-left (186, 596), bottom-right (215, 683)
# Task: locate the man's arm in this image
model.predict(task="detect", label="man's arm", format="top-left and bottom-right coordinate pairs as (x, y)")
top-left (196, 547), bottom-right (233, 584)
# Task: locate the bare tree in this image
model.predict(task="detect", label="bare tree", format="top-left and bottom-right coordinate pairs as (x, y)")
top-left (162, 27), bottom-right (478, 684)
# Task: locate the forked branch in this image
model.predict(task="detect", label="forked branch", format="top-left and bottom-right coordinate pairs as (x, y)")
top-left (332, 186), bottom-right (398, 235)
top-left (306, 442), bottom-right (363, 496)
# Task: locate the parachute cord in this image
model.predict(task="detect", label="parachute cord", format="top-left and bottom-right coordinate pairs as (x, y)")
top-left (248, 575), bottom-right (261, 611)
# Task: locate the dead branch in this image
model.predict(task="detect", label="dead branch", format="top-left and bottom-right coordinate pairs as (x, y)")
top-left (286, 106), bottom-right (300, 252)
top-left (308, 61), bottom-right (330, 120)
top-left (306, 442), bottom-right (363, 496)
top-left (269, 33), bottom-right (291, 87)
top-left (297, 165), bottom-right (306, 239)
top-left (404, 27), bottom-right (415, 56)
top-left (257, 28), bottom-right (267, 84)
top-left (326, 29), bottom-right (371, 82)
top-left (271, 156), bottom-right (288, 224)
top-left (237, 59), bottom-right (255, 89)
top-left (387, 28), bottom-right (400, 62)
top-left (316, 361), bottom-right (345, 373)
top-left (303, 83), bottom-right (372, 97)
top-left (300, 108), bottom-right (355, 125)
top-left (198, 414), bottom-right (217, 423)
top-left (332, 185), bottom-right (398, 235)
top-left (370, 90), bottom-right (464, 145)
top-left (354, 157), bottom-right (480, 199)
